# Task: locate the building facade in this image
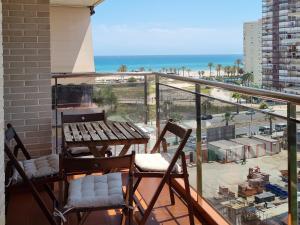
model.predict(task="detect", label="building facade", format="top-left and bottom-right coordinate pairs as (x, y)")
top-left (262, 0), bottom-right (300, 91)
top-left (243, 20), bottom-right (262, 86)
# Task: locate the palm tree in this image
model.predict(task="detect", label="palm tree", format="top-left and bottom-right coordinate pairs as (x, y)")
top-left (265, 114), bottom-right (276, 135)
top-left (118, 64), bottom-right (127, 72)
top-left (187, 68), bottom-right (191, 77)
top-left (224, 66), bottom-right (231, 77)
top-left (208, 62), bottom-right (214, 77)
top-left (223, 112), bottom-right (235, 126)
top-left (181, 66), bottom-right (186, 76)
top-left (216, 64), bottom-right (222, 76)
top-left (235, 59), bottom-right (242, 74)
top-left (242, 72), bottom-right (254, 86)
top-left (231, 66), bottom-right (237, 76)
top-left (201, 70), bottom-right (205, 77)
top-left (198, 71), bottom-right (201, 79)
top-left (201, 99), bottom-right (212, 115)
top-left (232, 92), bottom-right (241, 114)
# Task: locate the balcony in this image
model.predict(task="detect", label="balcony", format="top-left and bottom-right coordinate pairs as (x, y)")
top-left (33, 72), bottom-right (299, 225)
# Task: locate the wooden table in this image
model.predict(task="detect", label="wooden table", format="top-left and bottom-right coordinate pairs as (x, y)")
top-left (63, 120), bottom-right (149, 157)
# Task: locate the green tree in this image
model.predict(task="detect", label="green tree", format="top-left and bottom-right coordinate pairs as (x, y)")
top-left (235, 59), bottom-right (242, 74)
top-left (242, 72), bottom-right (254, 86)
top-left (201, 99), bottom-right (211, 115)
top-left (118, 64), bottom-right (128, 72)
top-left (259, 102), bottom-right (269, 109)
top-left (223, 112), bottom-right (235, 126)
top-left (93, 86), bottom-right (118, 111)
top-left (216, 64), bottom-right (222, 76)
top-left (265, 114), bottom-right (276, 135)
top-left (208, 62), bottom-right (214, 77)
top-left (127, 77), bottom-right (137, 83)
top-left (187, 68), bottom-right (191, 77)
top-left (181, 66), bottom-right (186, 76)
top-left (232, 92), bottom-right (242, 114)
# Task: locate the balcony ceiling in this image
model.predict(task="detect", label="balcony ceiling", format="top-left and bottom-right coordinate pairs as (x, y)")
top-left (50, 0), bottom-right (104, 7)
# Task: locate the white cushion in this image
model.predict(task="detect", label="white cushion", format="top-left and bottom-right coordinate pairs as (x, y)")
top-left (135, 153), bottom-right (182, 173)
top-left (68, 146), bottom-right (110, 155)
top-left (68, 147), bottom-right (90, 155)
top-left (67, 173), bottom-right (124, 208)
top-left (12, 154), bottom-right (59, 183)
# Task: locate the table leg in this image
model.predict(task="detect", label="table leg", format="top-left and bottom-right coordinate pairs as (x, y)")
top-left (118, 144), bottom-right (132, 156)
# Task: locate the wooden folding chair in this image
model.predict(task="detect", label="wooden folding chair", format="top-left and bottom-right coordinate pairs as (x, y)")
top-left (61, 110), bottom-right (111, 157)
top-left (57, 153), bottom-right (135, 225)
top-left (133, 120), bottom-right (195, 225)
top-left (5, 124), bottom-right (61, 217)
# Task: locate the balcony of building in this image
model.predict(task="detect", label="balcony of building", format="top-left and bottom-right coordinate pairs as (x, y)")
top-left (2, 1), bottom-right (300, 225)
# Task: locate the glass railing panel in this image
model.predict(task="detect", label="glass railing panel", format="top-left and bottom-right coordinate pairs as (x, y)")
top-left (52, 74), bottom-right (152, 154)
top-left (158, 83), bottom-right (197, 179)
top-left (200, 95), bottom-right (290, 225)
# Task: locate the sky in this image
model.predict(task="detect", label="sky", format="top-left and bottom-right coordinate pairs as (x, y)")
top-left (92, 0), bottom-right (262, 56)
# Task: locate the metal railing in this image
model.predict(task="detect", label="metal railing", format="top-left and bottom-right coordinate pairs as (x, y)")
top-left (52, 72), bottom-right (300, 225)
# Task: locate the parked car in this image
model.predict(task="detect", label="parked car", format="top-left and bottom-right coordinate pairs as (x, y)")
top-left (275, 123), bottom-right (287, 132)
top-left (201, 115), bottom-right (213, 120)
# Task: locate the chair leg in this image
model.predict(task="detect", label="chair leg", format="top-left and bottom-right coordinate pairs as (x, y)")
top-left (168, 178), bottom-right (175, 205)
top-left (5, 190), bottom-right (10, 215)
top-left (78, 212), bottom-right (90, 225)
top-left (139, 179), bottom-right (166, 225)
top-left (181, 153), bottom-right (195, 225)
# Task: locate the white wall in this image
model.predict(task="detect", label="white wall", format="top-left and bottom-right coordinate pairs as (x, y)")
top-left (50, 6), bottom-right (95, 73)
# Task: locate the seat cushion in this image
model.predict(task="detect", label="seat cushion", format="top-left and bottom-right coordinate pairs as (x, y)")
top-left (68, 146), bottom-right (111, 155)
top-left (12, 154), bottom-right (59, 184)
top-left (67, 173), bottom-right (124, 208)
top-left (135, 153), bottom-right (182, 173)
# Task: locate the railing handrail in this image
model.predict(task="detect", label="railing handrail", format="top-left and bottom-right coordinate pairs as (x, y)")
top-left (51, 72), bottom-right (300, 104)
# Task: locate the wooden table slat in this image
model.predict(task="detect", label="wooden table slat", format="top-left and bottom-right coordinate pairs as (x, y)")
top-left (91, 122), bottom-right (109, 140)
top-left (77, 123), bottom-right (91, 141)
top-left (120, 122), bottom-right (142, 139)
top-left (63, 124), bottom-right (73, 142)
top-left (105, 122), bottom-right (127, 140)
top-left (98, 121), bottom-right (119, 140)
top-left (127, 122), bottom-right (149, 139)
top-left (69, 123), bottom-right (82, 142)
top-left (113, 122), bottom-right (134, 139)
top-left (84, 122), bottom-right (101, 141)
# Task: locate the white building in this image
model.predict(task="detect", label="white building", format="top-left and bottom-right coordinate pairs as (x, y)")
top-left (243, 20), bottom-right (262, 86)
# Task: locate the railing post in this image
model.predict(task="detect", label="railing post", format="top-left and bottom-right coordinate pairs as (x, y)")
top-left (55, 77), bottom-right (58, 154)
top-left (287, 103), bottom-right (297, 225)
top-left (144, 75), bottom-right (148, 125)
top-left (155, 74), bottom-right (160, 143)
top-left (195, 84), bottom-right (202, 197)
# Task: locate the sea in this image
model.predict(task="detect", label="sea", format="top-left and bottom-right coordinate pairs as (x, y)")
top-left (94, 54), bottom-right (243, 72)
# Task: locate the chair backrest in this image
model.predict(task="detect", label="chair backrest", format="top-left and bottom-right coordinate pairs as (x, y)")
top-left (5, 123), bottom-right (31, 159)
top-left (151, 120), bottom-right (192, 154)
top-left (60, 152), bottom-right (135, 175)
top-left (61, 110), bottom-right (106, 124)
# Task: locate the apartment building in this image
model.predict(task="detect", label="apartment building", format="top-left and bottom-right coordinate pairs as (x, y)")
top-left (262, 0), bottom-right (300, 91)
top-left (243, 20), bottom-right (262, 86)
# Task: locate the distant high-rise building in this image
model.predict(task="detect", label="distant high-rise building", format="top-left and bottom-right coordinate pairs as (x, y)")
top-left (262, 0), bottom-right (300, 91)
top-left (244, 20), bottom-right (262, 86)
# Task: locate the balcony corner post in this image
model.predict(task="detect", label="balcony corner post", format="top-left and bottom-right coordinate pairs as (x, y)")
top-left (287, 103), bottom-right (297, 225)
top-left (195, 84), bottom-right (202, 197)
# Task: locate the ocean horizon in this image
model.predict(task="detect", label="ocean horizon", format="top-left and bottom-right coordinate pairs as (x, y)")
top-left (94, 54), bottom-right (243, 72)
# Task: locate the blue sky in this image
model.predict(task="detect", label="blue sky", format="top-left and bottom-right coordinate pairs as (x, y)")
top-left (92, 0), bottom-right (261, 56)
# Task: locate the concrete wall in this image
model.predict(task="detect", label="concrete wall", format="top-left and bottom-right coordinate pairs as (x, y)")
top-left (3, 0), bottom-right (52, 157)
top-left (50, 6), bottom-right (95, 73)
top-left (0, 0), bottom-right (5, 223)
